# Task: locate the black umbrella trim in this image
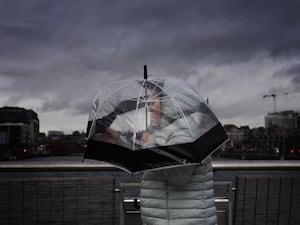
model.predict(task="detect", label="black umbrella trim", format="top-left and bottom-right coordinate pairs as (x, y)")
top-left (84, 122), bottom-right (228, 173)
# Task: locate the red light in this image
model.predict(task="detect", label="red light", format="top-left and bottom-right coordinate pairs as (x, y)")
top-left (290, 149), bottom-right (294, 154)
top-left (298, 149), bottom-right (300, 154)
top-left (23, 149), bottom-right (27, 153)
top-left (83, 144), bottom-right (87, 148)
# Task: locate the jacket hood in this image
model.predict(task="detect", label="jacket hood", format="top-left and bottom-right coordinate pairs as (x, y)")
top-left (149, 79), bottom-right (217, 128)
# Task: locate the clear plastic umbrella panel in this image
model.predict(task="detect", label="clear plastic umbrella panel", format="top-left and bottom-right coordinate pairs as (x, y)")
top-left (84, 75), bottom-right (228, 173)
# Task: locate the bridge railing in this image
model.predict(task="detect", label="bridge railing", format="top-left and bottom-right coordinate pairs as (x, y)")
top-left (0, 160), bottom-right (299, 225)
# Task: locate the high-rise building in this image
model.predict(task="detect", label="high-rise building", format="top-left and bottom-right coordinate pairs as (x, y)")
top-left (265, 111), bottom-right (300, 129)
top-left (0, 106), bottom-right (39, 147)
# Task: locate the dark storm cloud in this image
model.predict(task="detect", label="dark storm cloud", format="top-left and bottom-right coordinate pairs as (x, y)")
top-left (273, 63), bottom-right (300, 93)
top-left (274, 64), bottom-right (300, 83)
top-left (0, 0), bottom-right (300, 131)
top-left (2, 0), bottom-right (300, 66)
top-left (112, 0), bottom-right (300, 63)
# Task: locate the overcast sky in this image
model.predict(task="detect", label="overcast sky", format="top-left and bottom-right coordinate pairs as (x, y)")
top-left (1, 0), bottom-right (300, 134)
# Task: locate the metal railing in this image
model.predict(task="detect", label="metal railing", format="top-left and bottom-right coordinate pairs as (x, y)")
top-left (0, 160), bottom-right (299, 225)
top-left (233, 175), bottom-right (300, 225)
top-left (119, 181), bottom-right (233, 225)
top-left (0, 177), bottom-right (119, 225)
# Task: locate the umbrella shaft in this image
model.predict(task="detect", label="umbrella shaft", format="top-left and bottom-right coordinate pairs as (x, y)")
top-left (145, 80), bottom-right (148, 131)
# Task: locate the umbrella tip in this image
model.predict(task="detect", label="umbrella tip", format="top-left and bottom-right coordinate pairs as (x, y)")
top-left (144, 65), bottom-right (148, 80)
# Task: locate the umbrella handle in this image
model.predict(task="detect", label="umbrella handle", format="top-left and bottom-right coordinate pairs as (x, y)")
top-left (144, 65), bottom-right (148, 80)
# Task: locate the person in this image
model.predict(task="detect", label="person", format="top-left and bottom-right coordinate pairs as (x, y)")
top-left (139, 85), bottom-right (218, 225)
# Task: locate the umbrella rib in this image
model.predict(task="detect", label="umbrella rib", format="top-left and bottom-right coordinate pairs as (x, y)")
top-left (95, 85), bottom-right (131, 116)
top-left (147, 80), bottom-right (164, 100)
top-left (95, 78), bottom-right (143, 114)
top-left (104, 82), bottom-right (141, 103)
top-left (172, 79), bottom-right (202, 98)
top-left (149, 81), bottom-right (195, 140)
top-left (134, 79), bottom-right (147, 150)
top-left (95, 84), bottom-right (142, 121)
top-left (89, 81), bottom-right (140, 140)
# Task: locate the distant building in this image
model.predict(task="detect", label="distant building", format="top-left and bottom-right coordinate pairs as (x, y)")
top-left (47, 130), bottom-right (65, 140)
top-left (222, 121), bottom-right (300, 159)
top-left (223, 124), bottom-right (251, 150)
top-left (265, 111), bottom-right (300, 129)
top-left (0, 106), bottom-right (39, 147)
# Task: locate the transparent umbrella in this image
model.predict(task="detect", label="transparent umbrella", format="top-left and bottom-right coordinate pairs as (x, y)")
top-left (84, 66), bottom-right (228, 173)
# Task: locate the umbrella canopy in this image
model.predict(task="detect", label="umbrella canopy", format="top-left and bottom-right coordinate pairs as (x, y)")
top-left (84, 68), bottom-right (228, 173)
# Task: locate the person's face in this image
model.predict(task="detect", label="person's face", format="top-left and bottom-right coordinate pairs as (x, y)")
top-left (148, 97), bottom-right (161, 124)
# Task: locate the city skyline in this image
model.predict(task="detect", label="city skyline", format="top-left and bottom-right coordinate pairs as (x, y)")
top-left (0, 1), bottom-right (300, 134)
top-left (36, 107), bottom-right (300, 134)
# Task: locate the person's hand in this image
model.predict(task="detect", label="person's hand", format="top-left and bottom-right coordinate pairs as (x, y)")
top-left (141, 132), bottom-right (153, 142)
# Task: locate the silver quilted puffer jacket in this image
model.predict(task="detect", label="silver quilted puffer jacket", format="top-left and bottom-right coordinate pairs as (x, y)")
top-left (140, 157), bottom-right (218, 225)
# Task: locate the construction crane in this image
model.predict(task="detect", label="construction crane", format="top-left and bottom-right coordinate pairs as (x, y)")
top-left (263, 93), bottom-right (288, 113)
